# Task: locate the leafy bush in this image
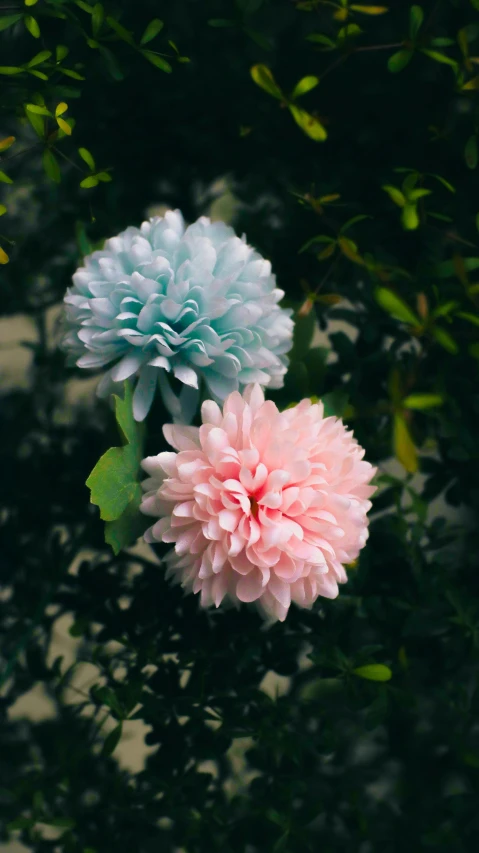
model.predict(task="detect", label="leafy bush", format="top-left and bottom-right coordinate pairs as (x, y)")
top-left (1, 1), bottom-right (479, 851)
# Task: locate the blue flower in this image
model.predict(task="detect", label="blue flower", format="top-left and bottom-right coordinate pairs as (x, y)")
top-left (63, 211), bottom-right (293, 421)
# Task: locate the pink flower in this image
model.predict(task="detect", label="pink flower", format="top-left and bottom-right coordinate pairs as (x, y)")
top-left (141, 385), bottom-right (376, 622)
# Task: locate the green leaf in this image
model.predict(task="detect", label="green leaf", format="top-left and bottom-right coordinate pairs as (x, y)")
top-left (340, 214), bottom-right (371, 233)
top-left (382, 185), bottom-right (406, 207)
top-left (0, 246), bottom-right (9, 264)
top-left (291, 75), bottom-right (319, 99)
top-left (456, 311), bottom-right (479, 327)
top-left (27, 50), bottom-right (52, 67)
top-left (290, 304), bottom-right (316, 361)
top-left (408, 188), bottom-right (431, 201)
top-left (393, 413), bottom-right (417, 472)
top-left (96, 171), bottom-right (112, 182)
top-left (105, 492), bottom-right (147, 555)
top-left (42, 149), bottom-right (61, 183)
top-left (0, 171), bottom-right (13, 184)
top-left (7, 817), bottom-right (36, 831)
top-left (56, 45), bottom-right (69, 61)
top-left (58, 67), bottom-right (86, 81)
top-left (102, 723), bottom-right (123, 757)
top-left (338, 236), bottom-right (365, 265)
top-left (465, 135), bottom-right (478, 170)
top-left (57, 117), bottom-right (72, 136)
top-left (421, 49), bottom-right (458, 70)
top-left (80, 176), bottom-right (99, 188)
top-left (401, 203), bottom-right (419, 230)
top-left (250, 64), bottom-right (283, 98)
top-left (306, 33), bottom-right (336, 49)
top-left (0, 204), bottom-right (7, 215)
top-left (78, 147), bottom-right (96, 170)
top-left (92, 3), bottom-right (103, 36)
top-left (431, 326), bottom-right (458, 354)
top-left (409, 5), bottom-right (423, 40)
top-left (141, 18), bottom-right (164, 44)
top-left (437, 257), bottom-right (479, 277)
top-left (353, 664), bottom-right (392, 682)
top-left (141, 50), bottom-right (172, 72)
top-left (25, 106), bottom-right (44, 137)
top-left (26, 103), bottom-right (51, 116)
top-left (289, 105), bottom-right (327, 141)
top-left (0, 14), bottom-right (22, 32)
top-left (0, 66), bottom-right (23, 75)
top-left (350, 5), bottom-right (388, 14)
top-left (375, 288), bottom-right (420, 325)
top-left (92, 685), bottom-right (124, 717)
top-left (86, 382), bottom-right (144, 524)
top-left (402, 393), bottom-right (444, 409)
top-left (45, 818), bottom-right (76, 829)
top-left (106, 15), bottom-right (135, 46)
top-left (24, 15), bottom-right (40, 38)
top-left (208, 18), bottom-right (236, 27)
top-left (429, 173), bottom-right (455, 193)
top-left (0, 136), bottom-right (15, 152)
top-left (322, 389), bottom-right (349, 419)
top-left (388, 49), bottom-right (413, 73)
top-left (75, 0), bottom-right (94, 11)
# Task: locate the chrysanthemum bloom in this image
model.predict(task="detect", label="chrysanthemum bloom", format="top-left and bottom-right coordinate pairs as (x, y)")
top-left (62, 210), bottom-right (293, 421)
top-left (141, 385), bottom-right (376, 622)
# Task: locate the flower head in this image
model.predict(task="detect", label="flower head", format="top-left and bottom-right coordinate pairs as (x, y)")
top-left (141, 385), bottom-right (376, 622)
top-left (63, 211), bottom-right (293, 421)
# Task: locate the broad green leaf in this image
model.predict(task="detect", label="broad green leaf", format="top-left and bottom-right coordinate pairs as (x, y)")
top-left (25, 0), bottom-right (39, 5)
top-left (102, 723), bottom-right (122, 757)
top-left (141, 18), bottom-right (164, 44)
top-left (465, 135), bottom-right (478, 169)
top-left (56, 45), bottom-right (69, 61)
top-left (402, 393), bottom-right (444, 409)
top-left (86, 382), bottom-right (144, 523)
top-left (350, 5), bottom-right (388, 13)
top-left (25, 107), bottom-right (44, 137)
top-left (322, 390), bottom-right (349, 419)
top-left (0, 204), bottom-right (6, 215)
top-left (353, 664), bottom-right (392, 681)
top-left (43, 149), bottom-right (61, 183)
top-left (387, 49), bottom-right (413, 72)
top-left (0, 136), bottom-right (15, 152)
top-left (80, 175), bottom-right (99, 188)
top-left (456, 311), bottom-right (479, 327)
top-left (382, 184), bottom-right (405, 207)
top-left (409, 5), bottom-right (423, 40)
top-left (24, 15), bottom-right (40, 37)
top-left (27, 50), bottom-right (52, 67)
top-left (375, 288), bottom-right (420, 325)
top-left (432, 326), bottom-right (458, 353)
top-left (306, 33), bottom-right (336, 49)
top-left (250, 64), bottom-right (283, 99)
top-left (289, 105), bottom-right (327, 141)
top-left (141, 50), bottom-right (172, 72)
top-left (393, 413), bottom-right (417, 473)
top-left (57, 117), bottom-right (72, 135)
top-left (78, 147), bottom-right (96, 170)
top-left (291, 75), bottom-right (319, 99)
top-left (96, 171), bottom-right (112, 182)
top-left (0, 14), bottom-right (22, 31)
top-left (401, 203), bottom-right (419, 230)
top-left (0, 171), bottom-right (13, 184)
top-left (408, 188), bottom-right (431, 201)
top-left (105, 490), bottom-right (147, 555)
top-left (421, 49), bottom-right (458, 70)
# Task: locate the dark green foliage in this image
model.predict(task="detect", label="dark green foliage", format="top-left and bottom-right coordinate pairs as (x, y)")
top-left (1, 0), bottom-right (479, 850)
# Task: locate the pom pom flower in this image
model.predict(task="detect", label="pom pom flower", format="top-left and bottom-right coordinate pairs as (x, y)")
top-left (141, 385), bottom-right (376, 622)
top-left (63, 211), bottom-right (293, 421)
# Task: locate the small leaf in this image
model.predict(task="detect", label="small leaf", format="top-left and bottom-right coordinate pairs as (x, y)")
top-left (0, 171), bottom-right (13, 184)
top-left (58, 67), bottom-right (86, 80)
top-left (462, 76), bottom-right (479, 90)
top-left (250, 64), bottom-right (283, 98)
top-left (289, 105), bottom-right (327, 141)
top-left (78, 147), bottom-right (96, 170)
top-left (0, 66), bottom-right (23, 75)
top-left (0, 136), bottom-right (15, 152)
top-left (402, 393), bottom-right (444, 409)
top-left (429, 173), bottom-right (455, 193)
top-left (0, 246), bottom-right (9, 264)
top-left (92, 3), bottom-right (103, 36)
top-left (340, 214), bottom-right (371, 233)
top-left (408, 188), bottom-right (431, 201)
top-left (43, 149), bottom-right (61, 183)
top-left (26, 103), bottom-right (51, 116)
top-left (350, 5), bottom-right (388, 13)
top-left (0, 14), bottom-right (22, 32)
top-left (106, 16), bottom-right (135, 45)
top-left (353, 664), bottom-right (392, 682)
top-left (382, 185), bottom-right (406, 207)
top-left (96, 171), bottom-right (112, 182)
top-left (25, 0), bottom-right (39, 5)
top-left (141, 50), bottom-right (172, 72)
top-left (401, 203), bottom-right (419, 230)
top-left (24, 107), bottom-right (44, 137)
top-left (465, 135), bottom-right (478, 170)
top-left (102, 723), bottom-right (123, 757)
top-left (56, 44), bottom-right (69, 61)
top-left (306, 33), bottom-right (336, 49)
top-left (27, 50), bottom-right (52, 67)
top-left (338, 236), bottom-right (365, 265)
top-left (387, 49), bottom-right (413, 73)
top-left (56, 117), bottom-right (72, 135)
top-left (24, 15), bottom-right (40, 37)
top-left (55, 101), bottom-right (68, 117)
top-left (431, 326), bottom-right (458, 353)
top-left (409, 5), bottom-right (423, 40)
top-left (421, 49), bottom-right (458, 70)
top-left (291, 75), bottom-right (319, 99)
top-left (456, 311), bottom-right (479, 327)
top-left (141, 18), bottom-right (164, 44)
top-left (80, 175), bottom-right (99, 188)
top-left (0, 204), bottom-right (7, 215)
top-left (375, 288), bottom-right (420, 325)
top-left (393, 413), bottom-right (417, 473)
